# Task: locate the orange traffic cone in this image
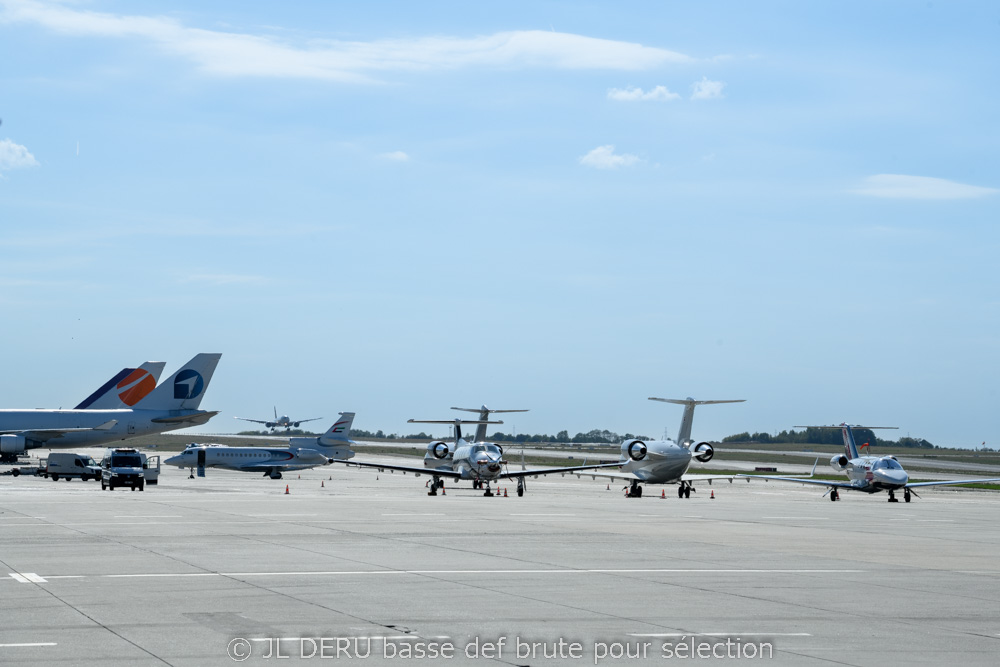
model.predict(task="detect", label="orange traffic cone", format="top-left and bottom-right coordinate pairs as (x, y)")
top-left (661, 489), bottom-right (666, 499)
top-left (298, 474), bottom-right (300, 479)
top-left (321, 480), bottom-right (325, 488)
top-left (284, 485), bottom-right (290, 495)
top-left (710, 490), bottom-right (715, 499)
top-left (503, 488), bottom-right (508, 497)
top-left (441, 486), bottom-right (446, 496)
top-left (606, 483), bottom-right (610, 490)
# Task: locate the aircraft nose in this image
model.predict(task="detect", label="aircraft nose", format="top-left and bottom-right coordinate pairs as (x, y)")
top-left (875, 470), bottom-right (907, 486)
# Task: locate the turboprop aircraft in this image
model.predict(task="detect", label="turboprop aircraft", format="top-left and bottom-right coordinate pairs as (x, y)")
top-left (573, 398), bottom-right (745, 498)
top-left (739, 424), bottom-right (1000, 502)
top-left (334, 417), bottom-right (621, 497)
top-left (0, 353), bottom-right (221, 462)
top-left (166, 412), bottom-right (356, 479)
top-left (234, 407), bottom-right (323, 432)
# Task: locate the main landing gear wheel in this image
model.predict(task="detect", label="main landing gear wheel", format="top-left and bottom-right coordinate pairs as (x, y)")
top-left (428, 477), bottom-right (443, 496)
top-left (887, 490), bottom-right (899, 503)
top-left (904, 489), bottom-right (912, 503)
top-left (830, 489), bottom-right (840, 502)
top-left (627, 480), bottom-right (642, 498)
top-left (516, 478), bottom-right (525, 497)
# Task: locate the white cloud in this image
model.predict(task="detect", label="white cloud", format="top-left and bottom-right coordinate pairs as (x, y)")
top-left (381, 151), bottom-right (410, 162)
top-left (0, 138), bottom-right (40, 171)
top-left (691, 76), bottom-right (725, 100)
top-left (607, 85), bottom-right (680, 102)
top-left (579, 145), bottom-right (641, 169)
top-left (0, 1), bottom-right (693, 82)
top-left (853, 174), bottom-right (998, 200)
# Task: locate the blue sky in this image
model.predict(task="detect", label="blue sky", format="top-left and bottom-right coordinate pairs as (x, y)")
top-left (1, 1), bottom-right (998, 447)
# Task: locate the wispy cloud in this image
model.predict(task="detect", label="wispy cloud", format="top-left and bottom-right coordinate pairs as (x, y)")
top-left (579, 145), bottom-right (641, 169)
top-left (607, 85), bottom-right (680, 102)
top-left (691, 76), bottom-right (725, 100)
top-left (1, 1), bottom-right (693, 82)
top-left (0, 138), bottom-right (39, 171)
top-left (380, 151), bottom-right (410, 162)
top-left (853, 174), bottom-right (998, 200)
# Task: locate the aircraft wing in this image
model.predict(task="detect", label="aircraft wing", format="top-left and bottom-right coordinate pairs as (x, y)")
top-left (234, 417), bottom-right (269, 425)
top-left (295, 418), bottom-right (323, 424)
top-left (735, 475), bottom-right (857, 490)
top-left (905, 478), bottom-right (1000, 488)
top-left (3, 420), bottom-right (118, 443)
top-left (331, 458), bottom-right (464, 479)
top-left (499, 462), bottom-right (622, 480)
top-left (151, 411), bottom-right (219, 425)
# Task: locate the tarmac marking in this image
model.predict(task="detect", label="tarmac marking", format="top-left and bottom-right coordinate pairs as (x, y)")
top-left (381, 513), bottom-right (446, 516)
top-left (41, 568), bottom-right (865, 581)
top-left (8, 572), bottom-right (46, 583)
top-left (114, 515), bottom-right (182, 518)
top-left (0, 643), bottom-right (57, 648)
top-left (509, 513), bottom-right (577, 516)
top-left (248, 514), bottom-right (318, 517)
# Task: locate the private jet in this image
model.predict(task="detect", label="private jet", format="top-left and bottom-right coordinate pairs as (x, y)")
top-left (740, 423), bottom-right (1000, 502)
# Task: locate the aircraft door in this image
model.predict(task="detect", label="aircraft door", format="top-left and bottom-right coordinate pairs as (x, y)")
top-left (127, 422), bottom-right (136, 435)
top-left (197, 449), bottom-right (206, 477)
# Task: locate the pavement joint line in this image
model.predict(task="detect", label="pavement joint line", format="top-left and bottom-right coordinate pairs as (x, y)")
top-left (41, 568), bottom-right (867, 580)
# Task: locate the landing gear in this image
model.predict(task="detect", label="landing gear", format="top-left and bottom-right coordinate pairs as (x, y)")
top-left (626, 480), bottom-right (643, 498)
top-left (830, 489), bottom-right (840, 502)
top-left (516, 478), bottom-right (525, 497)
top-left (472, 480), bottom-right (482, 490)
top-left (888, 490), bottom-right (899, 503)
top-left (427, 477), bottom-right (443, 496)
top-left (904, 489), bottom-right (912, 503)
top-left (676, 482), bottom-right (692, 498)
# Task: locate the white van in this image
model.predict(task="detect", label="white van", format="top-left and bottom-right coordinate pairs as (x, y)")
top-left (100, 448), bottom-right (147, 491)
top-left (44, 453), bottom-right (102, 482)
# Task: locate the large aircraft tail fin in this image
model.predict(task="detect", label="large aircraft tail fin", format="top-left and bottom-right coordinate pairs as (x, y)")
top-left (648, 397), bottom-right (745, 447)
top-left (133, 354), bottom-right (222, 410)
top-left (318, 412), bottom-right (356, 446)
top-left (409, 418), bottom-right (502, 443)
top-left (451, 406), bottom-right (529, 442)
top-left (75, 362), bottom-right (166, 409)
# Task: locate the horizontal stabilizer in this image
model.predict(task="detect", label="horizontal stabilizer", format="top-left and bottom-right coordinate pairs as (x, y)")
top-left (649, 398), bottom-right (745, 405)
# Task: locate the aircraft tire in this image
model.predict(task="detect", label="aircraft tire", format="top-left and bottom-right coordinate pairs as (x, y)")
top-left (517, 487), bottom-right (524, 497)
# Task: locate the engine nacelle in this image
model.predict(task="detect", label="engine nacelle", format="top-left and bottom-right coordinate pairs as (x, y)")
top-left (427, 441), bottom-right (451, 460)
top-left (622, 440), bottom-right (648, 461)
top-left (0, 434), bottom-right (27, 455)
top-left (692, 442), bottom-right (714, 463)
top-left (830, 454), bottom-right (849, 470)
top-left (293, 422), bottom-right (301, 428)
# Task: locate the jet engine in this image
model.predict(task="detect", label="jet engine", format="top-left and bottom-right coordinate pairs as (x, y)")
top-left (427, 441), bottom-right (451, 460)
top-left (292, 422), bottom-right (301, 428)
top-left (830, 454), bottom-right (849, 470)
top-left (622, 440), bottom-right (648, 461)
top-left (0, 434), bottom-right (27, 456)
top-left (692, 442), bottom-right (714, 463)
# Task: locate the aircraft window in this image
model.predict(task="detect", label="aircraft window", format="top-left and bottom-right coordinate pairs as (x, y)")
top-left (473, 445), bottom-right (486, 453)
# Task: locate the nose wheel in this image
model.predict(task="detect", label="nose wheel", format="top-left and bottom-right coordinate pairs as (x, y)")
top-left (677, 482), bottom-right (693, 499)
top-left (904, 489), bottom-right (911, 502)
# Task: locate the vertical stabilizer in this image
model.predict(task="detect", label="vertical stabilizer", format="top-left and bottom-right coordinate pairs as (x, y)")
top-left (76, 362), bottom-right (166, 409)
top-left (318, 412), bottom-right (356, 446)
top-left (841, 424), bottom-right (860, 460)
top-left (451, 405), bottom-right (529, 442)
top-left (134, 354), bottom-right (222, 410)
top-left (648, 397), bottom-right (745, 447)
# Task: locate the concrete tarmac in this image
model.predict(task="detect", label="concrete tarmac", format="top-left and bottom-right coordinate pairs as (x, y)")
top-left (2, 461), bottom-right (999, 666)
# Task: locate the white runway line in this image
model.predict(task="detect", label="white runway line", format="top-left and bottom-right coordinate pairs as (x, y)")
top-left (0, 643), bottom-right (57, 648)
top-left (45, 568), bottom-right (865, 581)
top-left (8, 572), bottom-right (46, 583)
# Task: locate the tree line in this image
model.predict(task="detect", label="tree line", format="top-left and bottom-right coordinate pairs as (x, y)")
top-left (722, 428), bottom-right (935, 449)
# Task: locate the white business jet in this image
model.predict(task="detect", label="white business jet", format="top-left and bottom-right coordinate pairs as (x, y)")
top-left (165, 412), bottom-right (356, 479)
top-left (740, 423), bottom-right (1000, 502)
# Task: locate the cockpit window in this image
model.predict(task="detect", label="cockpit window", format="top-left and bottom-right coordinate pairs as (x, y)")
top-left (874, 459), bottom-right (902, 470)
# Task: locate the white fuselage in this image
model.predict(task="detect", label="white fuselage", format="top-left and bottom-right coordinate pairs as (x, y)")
top-left (836, 455), bottom-right (908, 492)
top-left (165, 445), bottom-right (332, 473)
top-left (424, 441), bottom-right (505, 481)
top-left (0, 408), bottom-right (216, 451)
top-left (618, 439), bottom-right (693, 483)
